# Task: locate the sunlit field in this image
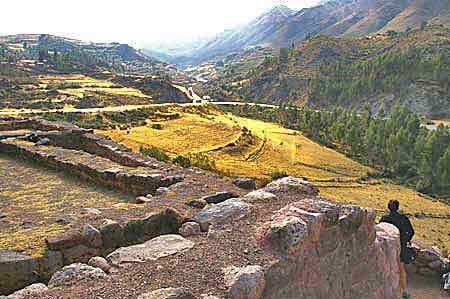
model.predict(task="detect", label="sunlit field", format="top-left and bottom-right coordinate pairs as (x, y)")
top-left (100, 106), bottom-right (450, 251)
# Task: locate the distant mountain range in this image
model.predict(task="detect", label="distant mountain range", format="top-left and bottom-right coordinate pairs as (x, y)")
top-left (198, 25), bottom-right (450, 118)
top-left (148, 0), bottom-right (450, 66)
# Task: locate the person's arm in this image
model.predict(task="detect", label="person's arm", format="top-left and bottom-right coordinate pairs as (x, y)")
top-left (404, 217), bottom-right (415, 242)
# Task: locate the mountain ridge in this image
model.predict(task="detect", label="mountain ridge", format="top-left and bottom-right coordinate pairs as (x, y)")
top-left (151, 0), bottom-right (450, 66)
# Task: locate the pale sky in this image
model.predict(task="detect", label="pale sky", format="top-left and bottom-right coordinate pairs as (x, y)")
top-left (1, 0), bottom-right (320, 47)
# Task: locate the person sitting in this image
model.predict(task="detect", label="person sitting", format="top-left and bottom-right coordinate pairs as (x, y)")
top-left (380, 200), bottom-right (415, 299)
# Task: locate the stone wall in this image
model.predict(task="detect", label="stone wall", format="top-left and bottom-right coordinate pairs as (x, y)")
top-left (0, 138), bottom-right (182, 196)
top-left (0, 208), bottom-right (184, 295)
top-left (252, 197), bottom-right (402, 298)
top-left (43, 131), bottom-right (154, 168)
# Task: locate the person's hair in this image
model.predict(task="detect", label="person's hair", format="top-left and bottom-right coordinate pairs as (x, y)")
top-left (388, 200), bottom-right (399, 213)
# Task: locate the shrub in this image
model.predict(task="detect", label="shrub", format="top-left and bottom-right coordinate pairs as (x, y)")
top-left (139, 146), bottom-right (169, 162)
top-left (270, 171), bottom-right (289, 180)
top-left (172, 155), bottom-right (191, 168)
top-left (187, 153), bottom-right (217, 172)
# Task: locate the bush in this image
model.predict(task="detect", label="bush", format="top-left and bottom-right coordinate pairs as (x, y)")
top-left (172, 155), bottom-right (191, 168)
top-left (187, 153), bottom-right (217, 172)
top-left (139, 146), bottom-right (169, 162)
top-left (270, 171), bottom-right (289, 180)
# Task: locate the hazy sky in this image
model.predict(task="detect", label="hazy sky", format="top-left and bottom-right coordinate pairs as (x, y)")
top-left (1, 0), bottom-right (320, 47)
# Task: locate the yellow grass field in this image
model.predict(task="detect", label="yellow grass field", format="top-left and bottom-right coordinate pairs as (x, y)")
top-left (100, 106), bottom-right (450, 251)
top-left (0, 155), bottom-right (137, 256)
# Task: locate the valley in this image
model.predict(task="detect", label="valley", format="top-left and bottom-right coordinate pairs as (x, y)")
top-left (1, 0), bottom-right (450, 297)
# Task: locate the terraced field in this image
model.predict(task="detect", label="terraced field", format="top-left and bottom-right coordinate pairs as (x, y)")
top-left (101, 107), bottom-right (450, 251)
top-left (0, 154), bottom-right (136, 256)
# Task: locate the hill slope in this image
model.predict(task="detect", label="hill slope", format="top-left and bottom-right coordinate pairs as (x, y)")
top-left (201, 25), bottom-right (450, 118)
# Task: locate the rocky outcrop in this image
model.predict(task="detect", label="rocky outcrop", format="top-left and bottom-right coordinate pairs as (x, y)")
top-left (254, 197), bottom-right (401, 299)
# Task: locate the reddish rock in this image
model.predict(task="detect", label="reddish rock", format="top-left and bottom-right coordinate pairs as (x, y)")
top-left (45, 231), bottom-right (84, 251)
top-left (99, 219), bottom-right (124, 250)
top-left (61, 245), bottom-right (99, 264)
top-left (224, 265), bottom-right (265, 299)
top-left (179, 222), bottom-right (201, 238)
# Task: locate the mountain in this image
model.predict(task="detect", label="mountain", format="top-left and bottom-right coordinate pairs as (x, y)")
top-left (0, 34), bottom-right (163, 74)
top-left (154, 0), bottom-right (450, 66)
top-left (151, 5), bottom-right (296, 66)
top-left (198, 25), bottom-right (450, 118)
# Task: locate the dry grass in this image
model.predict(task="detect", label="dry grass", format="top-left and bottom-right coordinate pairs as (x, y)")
top-left (0, 154), bottom-right (136, 256)
top-left (100, 106), bottom-right (450, 251)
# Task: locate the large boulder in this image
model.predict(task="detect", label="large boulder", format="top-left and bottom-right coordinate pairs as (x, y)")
top-left (192, 199), bottom-right (252, 232)
top-left (224, 265), bottom-right (265, 299)
top-left (107, 235), bottom-right (194, 266)
top-left (264, 177), bottom-right (319, 196)
top-left (0, 251), bottom-right (40, 295)
top-left (48, 263), bottom-right (107, 288)
top-left (138, 287), bottom-right (195, 299)
top-left (6, 283), bottom-right (48, 299)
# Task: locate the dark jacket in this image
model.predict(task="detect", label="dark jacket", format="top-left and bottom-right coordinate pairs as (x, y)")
top-left (380, 211), bottom-right (415, 262)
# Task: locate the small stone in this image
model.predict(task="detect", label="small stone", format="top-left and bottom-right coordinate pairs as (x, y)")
top-left (82, 208), bottom-right (102, 216)
top-left (156, 187), bottom-right (169, 196)
top-left (131, 196), bottom-right (152, 204)
top-left (201, 192), bottom-right (239, 204)
top-left (138, 287), bottom-right (195, 299)
top-left (179, 222), bottom-right (201, 237)
top-left (48, 263), bottom-right (107, 288)
top-left (83, 225), bottom-right (103, 248)
top-left (35, 138), bottom-right (50, 146)
top-left (243, 190), bottom-right (277, 202)
top-left (233, 177), bottom-right (257, 190)
top-left (187, 199), bottom-right (208, 209)
top-left (88, 257), bottom-right (112, 273)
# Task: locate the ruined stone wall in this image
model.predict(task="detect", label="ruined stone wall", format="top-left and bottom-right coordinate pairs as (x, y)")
top-left (225, 178), bottom-right (402, 299)
top-left (0, 208), bottom-right (184, 295)
top-left (44, 131), bottom-right (153, 168)
top-left (254, 200), bottom-right (401, 299)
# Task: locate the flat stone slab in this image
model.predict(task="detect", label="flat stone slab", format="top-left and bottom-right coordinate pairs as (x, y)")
top-left (192, 199), bottom-right (252, 231)
top-left (107, 235), bottom-right (194, 266)
top-left (0, 251), bottom-right (40, 295)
